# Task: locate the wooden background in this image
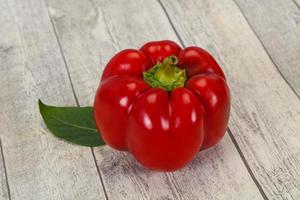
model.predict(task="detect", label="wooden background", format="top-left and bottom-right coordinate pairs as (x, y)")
top-left (1, 0), bottom-right (300, 199)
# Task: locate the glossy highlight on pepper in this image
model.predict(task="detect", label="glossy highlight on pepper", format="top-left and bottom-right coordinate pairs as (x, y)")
top-left (94, 40), bottom-right (230, 171)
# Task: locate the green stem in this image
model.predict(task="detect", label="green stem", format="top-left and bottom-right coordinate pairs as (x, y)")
top-left (143, 56), bottom-right (187, 91)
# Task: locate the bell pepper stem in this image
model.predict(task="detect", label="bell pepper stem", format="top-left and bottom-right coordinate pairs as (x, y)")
top-left (143, 56), bottom-right (187, 91)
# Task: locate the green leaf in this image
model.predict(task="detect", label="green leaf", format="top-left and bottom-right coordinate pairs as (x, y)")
top-left (38, 99), bottom-right (105, 147)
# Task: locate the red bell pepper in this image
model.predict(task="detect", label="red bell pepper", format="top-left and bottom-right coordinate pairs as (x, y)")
top-left (94, 40), bottom-right (230, 171)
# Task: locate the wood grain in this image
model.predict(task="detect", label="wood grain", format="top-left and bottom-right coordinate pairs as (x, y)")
top-left (0, 140), bottom-right (9, 200)
top-left (160, 0), bottom-right (300, 199)
top-left (234, 0), bottom-right (300, 97)
top-left (0, 0), bottom-right (106, 199)
top-left (46, 0), bottom-right (264, 199)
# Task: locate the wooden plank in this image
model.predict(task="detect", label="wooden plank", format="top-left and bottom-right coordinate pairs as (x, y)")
top-left (46, 0), bottom-right (264, 199)
top-left (160, 0), bottom-right (300, 199)
top-left (293, 0), bottom-right (300, 8)
top-left (0, 0), bottom-right (106, 199)
top-left (0, 140), bottom-right (9, 200)
top-left (234, 0), bottom-right (300, 97)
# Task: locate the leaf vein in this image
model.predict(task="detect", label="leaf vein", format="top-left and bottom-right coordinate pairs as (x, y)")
top-left (49, 115), bottom-right (98, 132)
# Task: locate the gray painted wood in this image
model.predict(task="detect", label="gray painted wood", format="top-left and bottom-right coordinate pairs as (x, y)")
top-left (0, 140), bottom-right (9, 200)
top-left (46, 0), bottom-right (264, 199)
top-left (160, 0), bottom-right (300, 199)
top-left (234, 0), bottom-right (300, 97)
top-left (0, 0), bottom-right (106, 199)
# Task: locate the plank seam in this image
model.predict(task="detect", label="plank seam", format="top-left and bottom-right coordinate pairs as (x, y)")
top-left (232, 0), bottom-right (300, 101)
top-left (292, 0), bottom-right (300, 10)
top-left (0, 138), bottom-right (12, 200)
top-left (227, 129), bottom-right (268, 200)
top-left (44, 1), bottom-right (109, 199)
top-left (157, 0), bottom-right (269, 199)
top-left (157, 0), bottom-right (184, 47)
top-left (91, 148), bottom-right (109, 200)
top-left (44, 0), bottom-right (80, 106)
